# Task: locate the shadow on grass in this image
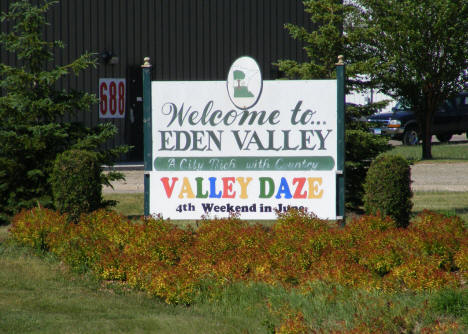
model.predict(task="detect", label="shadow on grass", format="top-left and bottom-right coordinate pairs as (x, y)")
top-left (127, 214), bottom-right (144, 221)
top-left (389, 140), bottom-right (468, 162)
top-left (431, 139), bottom-right (468, 146)
top-left (412, 207), bottom-right (468, 220)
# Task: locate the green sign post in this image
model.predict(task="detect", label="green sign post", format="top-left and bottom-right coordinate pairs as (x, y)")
top-left (142, 57), bottom-right (152, 216)
top-left (336, 55), bottom-right (346, 223)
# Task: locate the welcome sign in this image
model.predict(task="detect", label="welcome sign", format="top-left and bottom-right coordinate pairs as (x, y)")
top-left (147, 56), bottom-right (344, 220)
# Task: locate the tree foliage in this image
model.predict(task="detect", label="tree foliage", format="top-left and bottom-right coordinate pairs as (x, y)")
top-left (355, 0), bottom-right (468, 158)
top-left (276, 0), bottom-right (391, 210)
top-left (0, 0), bottom-right (127, 223)
top-left (279, 0), bottom-right (468, 159)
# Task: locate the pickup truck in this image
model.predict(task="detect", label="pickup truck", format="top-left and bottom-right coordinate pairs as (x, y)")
top-left (367, 92), bottom-right (468, 145)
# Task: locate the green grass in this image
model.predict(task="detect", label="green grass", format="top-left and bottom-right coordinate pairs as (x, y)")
top-left (0, 241), bottom-right (268, 333)
top-left (413, 191), bottom-right (468, 224)
top-left (107, 193), bottom-right (144, 217)
top-left (387, 142), bottom-right (468, 161)
top-left (1, 238), bottom-right (465, 333)
top-left (0, 225), bottom-right (8, 243)
top-left (431, 289), bottom-right (468, 324)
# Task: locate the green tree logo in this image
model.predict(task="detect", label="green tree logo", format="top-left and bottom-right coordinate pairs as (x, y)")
top-left (233, 70), bottom-right (254, 98)
top-left (227, 56), bottom-right (263, 110)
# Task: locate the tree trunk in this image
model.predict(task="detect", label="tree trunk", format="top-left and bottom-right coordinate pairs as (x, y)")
top-left (421, 108), bottom-right (435, 159)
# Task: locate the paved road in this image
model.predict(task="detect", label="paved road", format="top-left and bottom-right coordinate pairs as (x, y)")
top-left (104, 170), bottom-right (144, 194)
top-left (411, 162), bottom-right (468, 192)
top-left (103, 161), bottom-right (468, 193)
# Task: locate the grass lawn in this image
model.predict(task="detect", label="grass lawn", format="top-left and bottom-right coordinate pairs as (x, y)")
top-left (106, 193), bottom-right (144, 217)
top-left (413, 191), bottom-right (468, 224)
top-left (1, 234), bottom-right (466, 333)
top-left (386, 142), bottom-right (468, 162)
top-left (0, 237), bottom-right (266, 333)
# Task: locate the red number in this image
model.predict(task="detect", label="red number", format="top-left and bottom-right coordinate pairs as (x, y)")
top-left (100, 80), bottom-right (125, 117)
top-left (109, 81), bottom-right (117, 114)
top-left (100, 82), bottom-right (108, 115)
top-left (118, 81), bottom-right (125, 114)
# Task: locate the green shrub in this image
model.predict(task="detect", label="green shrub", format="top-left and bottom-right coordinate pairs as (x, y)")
top-left (51, 149), bottom-right (104, 221)
top-left (363, 155), bottom-right (413, 227)
top-left (345, 130), bottom-right (391, 210)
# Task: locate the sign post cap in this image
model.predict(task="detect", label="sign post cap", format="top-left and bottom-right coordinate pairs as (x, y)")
top-left (142, 57), bottom-right (152, 68)
top-left (335, 55), bottom-right (345, 66)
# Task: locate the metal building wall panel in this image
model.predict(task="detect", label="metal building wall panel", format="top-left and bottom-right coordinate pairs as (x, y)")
top-left (1, 0), bottom-right (313, 160)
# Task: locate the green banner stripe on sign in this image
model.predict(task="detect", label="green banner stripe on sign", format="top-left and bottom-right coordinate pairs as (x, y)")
top-left (154, 156), bottom-right (335, 171)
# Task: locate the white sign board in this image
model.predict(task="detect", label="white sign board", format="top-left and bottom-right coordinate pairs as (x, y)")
top-left (150, 57), bottom-right (338, 220)
top-left (99, 78), bottom-right (126, 118)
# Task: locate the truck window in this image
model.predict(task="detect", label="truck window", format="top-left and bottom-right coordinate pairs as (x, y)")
top-left (440, 100), bottom-right (454, 112)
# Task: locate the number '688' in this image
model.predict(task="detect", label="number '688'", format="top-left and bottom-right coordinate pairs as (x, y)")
top-left (100, 80), bottom-right (125, 115)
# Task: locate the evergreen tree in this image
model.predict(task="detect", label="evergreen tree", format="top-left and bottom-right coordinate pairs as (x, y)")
top-left (0, 0), bottom-right (126, 223)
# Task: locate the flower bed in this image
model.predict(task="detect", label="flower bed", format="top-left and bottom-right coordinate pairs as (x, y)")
top-left (9, 208), bottom-right (467, 305)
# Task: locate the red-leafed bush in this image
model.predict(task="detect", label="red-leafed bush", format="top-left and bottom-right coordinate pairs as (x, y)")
top-left (62, 210), bottom-right (135, 276)
top-left (9, 206), bottom-right (69, 252)
top-left (122, 216), bottom-right (194, 299)
top-left (9, 207), bottom-right (468, 305)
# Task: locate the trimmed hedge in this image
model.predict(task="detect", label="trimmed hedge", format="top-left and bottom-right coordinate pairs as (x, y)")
top-left (363, 155), bottom-right (413, 227)
top-left (50, 149), bottom-right (103, 221)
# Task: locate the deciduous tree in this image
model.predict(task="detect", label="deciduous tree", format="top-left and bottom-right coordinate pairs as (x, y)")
top-left (355, 0), bottom-right (468, 158)
top-left (279, 0), bottom-right (468, 159)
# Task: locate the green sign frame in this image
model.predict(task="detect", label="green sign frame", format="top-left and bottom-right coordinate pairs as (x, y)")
top-left (142, 56), bottom-right (346, 221)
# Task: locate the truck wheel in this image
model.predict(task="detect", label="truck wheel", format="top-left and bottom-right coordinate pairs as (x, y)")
top-left (402, 127), bottom-right (419, 145)
top-left (436, 134), bottom-right (452, 143)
